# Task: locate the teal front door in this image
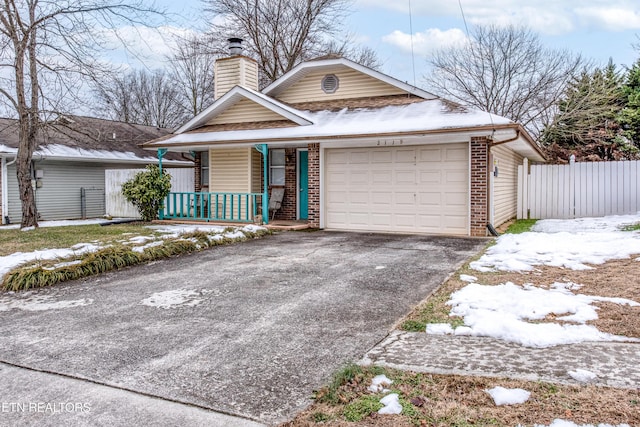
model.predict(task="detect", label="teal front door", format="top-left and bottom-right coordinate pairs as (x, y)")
top-left (298, 150), bottom-right (309, 220)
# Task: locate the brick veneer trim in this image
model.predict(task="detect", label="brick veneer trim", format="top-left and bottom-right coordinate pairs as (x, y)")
top-left (470, 137), bottom-right (490, 237)
top-left (307, 143), bottom-right (320, 228)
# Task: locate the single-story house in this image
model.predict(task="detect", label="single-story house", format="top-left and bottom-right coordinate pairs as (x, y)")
top-left (143, 40), bottom-right (545, 236)
top-left (0, 116), bottom-right (192, 223)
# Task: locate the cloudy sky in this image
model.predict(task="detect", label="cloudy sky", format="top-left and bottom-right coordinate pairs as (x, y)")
top-left (125, 0), bottom-right (640, 85)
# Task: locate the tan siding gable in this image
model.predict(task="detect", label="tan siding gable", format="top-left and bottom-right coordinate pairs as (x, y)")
top-left (207, 98), bottom-right (287, 125)
top-left (491, 145), bottom-right (524, 227)
top-left (276, 67), bottom-right (407, 104)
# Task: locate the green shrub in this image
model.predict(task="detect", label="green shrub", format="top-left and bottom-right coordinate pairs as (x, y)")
top-left (121, 165), bottom-right (172, 221)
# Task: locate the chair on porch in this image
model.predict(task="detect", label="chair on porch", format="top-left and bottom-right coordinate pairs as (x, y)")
top-left (268, 188), bottom-right (285, 220)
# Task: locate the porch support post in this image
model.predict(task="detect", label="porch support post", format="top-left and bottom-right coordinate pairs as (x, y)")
top-left (157, 148), bottom-right (168, 220)
top-left (255, 144), bottom-right (269, 224)
top-left (157, 148), bottom-right (168, 174)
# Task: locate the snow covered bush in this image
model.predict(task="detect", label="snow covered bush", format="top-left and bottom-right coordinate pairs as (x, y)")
top-left (121, 165), bottom-right (172, 221)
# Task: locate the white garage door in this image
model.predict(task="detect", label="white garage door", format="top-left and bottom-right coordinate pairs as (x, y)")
top-left (325, 143), bottom-right (469, 235)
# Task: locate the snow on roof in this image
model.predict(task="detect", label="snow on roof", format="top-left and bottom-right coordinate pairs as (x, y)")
top-left (152, 99), bottom-right (511, 146)
top-left (0, 143), bottom-right (190, 165)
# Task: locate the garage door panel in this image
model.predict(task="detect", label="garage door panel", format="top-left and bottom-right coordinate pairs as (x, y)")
top-left (395, 170), bottom-right (416, 185)
top-left (395, 149), bottom-right (416, 163)
top-left (372, 150), bottom-right (393, 163)
top-left (325, 143), bottom-right (468, 235)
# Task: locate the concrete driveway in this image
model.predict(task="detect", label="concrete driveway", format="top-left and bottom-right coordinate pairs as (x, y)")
top-left (0, 231), bottom-right (485, 426)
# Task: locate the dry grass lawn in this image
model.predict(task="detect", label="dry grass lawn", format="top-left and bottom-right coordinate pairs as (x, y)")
top-left (282, 222), bottom-right (640, 426)
top-left (281, 366), bottom-right (640, 426)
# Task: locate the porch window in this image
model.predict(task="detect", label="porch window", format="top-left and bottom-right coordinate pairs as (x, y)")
top-left (201, 150), bottom-right (209, 186)
top-left (269, 149), bottom-right (285, 185)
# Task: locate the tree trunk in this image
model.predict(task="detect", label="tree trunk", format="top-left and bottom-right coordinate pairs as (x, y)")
top-left (17, 117), bottom-right (38, 228)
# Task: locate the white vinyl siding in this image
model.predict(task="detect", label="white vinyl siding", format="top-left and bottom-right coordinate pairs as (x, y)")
top-left (275, 67), bottom-right (407, 104)
top-left (491, 145), bottom-right (523, 226)
top-left (325, 143), bottom-right (469, 235)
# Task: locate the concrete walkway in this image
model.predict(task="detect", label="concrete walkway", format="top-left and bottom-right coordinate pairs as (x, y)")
top-left (363, 331), bottom-right (640, 389)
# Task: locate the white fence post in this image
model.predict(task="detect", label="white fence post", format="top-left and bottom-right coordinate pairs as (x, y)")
top-left (517, 158), bottom-right (529, 219)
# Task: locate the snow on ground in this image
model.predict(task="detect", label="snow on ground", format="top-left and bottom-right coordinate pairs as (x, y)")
top-left (485, 386), bottom-right (530, 405)
top-left (140, 289), bottom-right (210, 309)
top-left (567, 369), bottom-right (598, 383)
top-left (460, 274), bottom-right (477, 282)
top-left (531, 420), bottom-right (630, 427)
top-left (0, 224), bottom-right (266, 282)
top-left (377, 393), bottom-right (402, 415)
top-left (0, 293), bottom-right (93, 311)
top-left (0, 243), bottom-right (102, 282)
top-left (471, 213), bottom-right (640, 272)
top-left (428, 282), bottom-right (639, 347)
top-left (368, 374), bottom-right (393, 393)
top-left (0, 218), bottom-right (136, 230)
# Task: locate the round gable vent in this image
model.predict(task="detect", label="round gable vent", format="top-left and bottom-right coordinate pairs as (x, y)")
top-left (321, 74), bottom-right (339, 94)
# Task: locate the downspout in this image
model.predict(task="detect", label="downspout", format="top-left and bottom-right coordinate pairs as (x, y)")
top-left (157, 148), bottom-right (168, 220)
top-left (2, 155), bottom-right (17, 224)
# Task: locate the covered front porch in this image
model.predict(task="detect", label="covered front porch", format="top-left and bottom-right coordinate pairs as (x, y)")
top-left (156, 143), bottom-right (315, 226)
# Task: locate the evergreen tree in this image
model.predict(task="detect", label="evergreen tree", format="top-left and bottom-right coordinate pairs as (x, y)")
top-left (618, 58), bottom-right (640, 148)
top-left (542, 61), bottom-right (638, 161)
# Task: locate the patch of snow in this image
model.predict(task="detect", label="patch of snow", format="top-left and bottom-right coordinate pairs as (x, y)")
top-left (460, 274), bottom-right (477, 283)
top-left (433, 282), bottom-right (640, 347)
top-left (485, 386), bottom-right (530, 405)
top-left (368, 375), bottom-right (393, 393)
top-left (224, 230), bottom-right (246, 239)
top-left (426, 323), bottom-right (454, 335)
top-left (0, 294), bottom-right (93, 311)
top-left (378, 393), bottom-right (402, 415)
top-left (131, 240), bottom-right (164, 253)
top-left (140, 289), bottom-right (208, 309)
top-left (471, 214), bottom-right (640, 272)
top-left (567, 369), bottom-right (597, 383)
top-left (375, 266), bottom-right (386, 270)
top-left (532, 420), bottom-right (630, 427)
top-left (0, 218), bottom-right (136, 230)
top-left (453, 326), bottom-right (473, 336)
top-left (0, 243), bottom-right (102, 282)
top-left (532, 214), bottom-right (640, 233)
top-left (42, 260), bottom-right (82, 270)
top-left (242, 225), bottom-right (266, 233)
top-left (147, 224), bottom-right (227, 237)
top-left (128, 236), bottom-right (154, 244)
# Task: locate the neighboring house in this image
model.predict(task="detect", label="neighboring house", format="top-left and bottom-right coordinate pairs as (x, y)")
top-left (0, 116), bottom-right (192, 224)
top-left (143, 40), bottom-right (545, 236)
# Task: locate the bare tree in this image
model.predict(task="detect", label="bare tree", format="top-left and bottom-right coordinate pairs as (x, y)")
top-left (322, 35), bottom-right (382, 70)
top-left (168, 34), bottom-right (217, 117)
top-left (0, 0), bottom-right (163, 228)
top-left (97, 69), bottom-right (186, 128)
top-left (205, 0), bottom-right (378, 85)
top-left (425, 25), bottom-right (586, 138)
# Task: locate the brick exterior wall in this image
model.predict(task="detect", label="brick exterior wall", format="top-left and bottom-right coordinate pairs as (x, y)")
top-left (470, 137), bottom-right (490, 237)
top-left (307, 143), bottom-right (320, 228)
top-left (194, 152), bottom-right (202, 193)
top-left (273, 147), bottom-right (298, 220)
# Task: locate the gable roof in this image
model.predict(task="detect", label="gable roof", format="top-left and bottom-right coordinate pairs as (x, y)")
top-left (262, 57), bottom-right (438, 100)
top-left (0, 116), bottom-right (190, 165)
top-left (175, 85), bottom-right (313, 134)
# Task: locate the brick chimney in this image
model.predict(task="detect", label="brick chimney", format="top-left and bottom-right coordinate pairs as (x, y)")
top-left (214, 38), bottom-right (259, 99)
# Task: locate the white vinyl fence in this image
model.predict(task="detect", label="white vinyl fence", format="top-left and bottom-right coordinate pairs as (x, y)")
top-left (518, 158), bottom-right (640, 219)
top-left (105, 168), bottom-right (194, 218)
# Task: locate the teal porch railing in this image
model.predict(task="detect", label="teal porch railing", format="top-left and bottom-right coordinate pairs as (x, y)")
top-left (160, 192), bottom-right (264, 223)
